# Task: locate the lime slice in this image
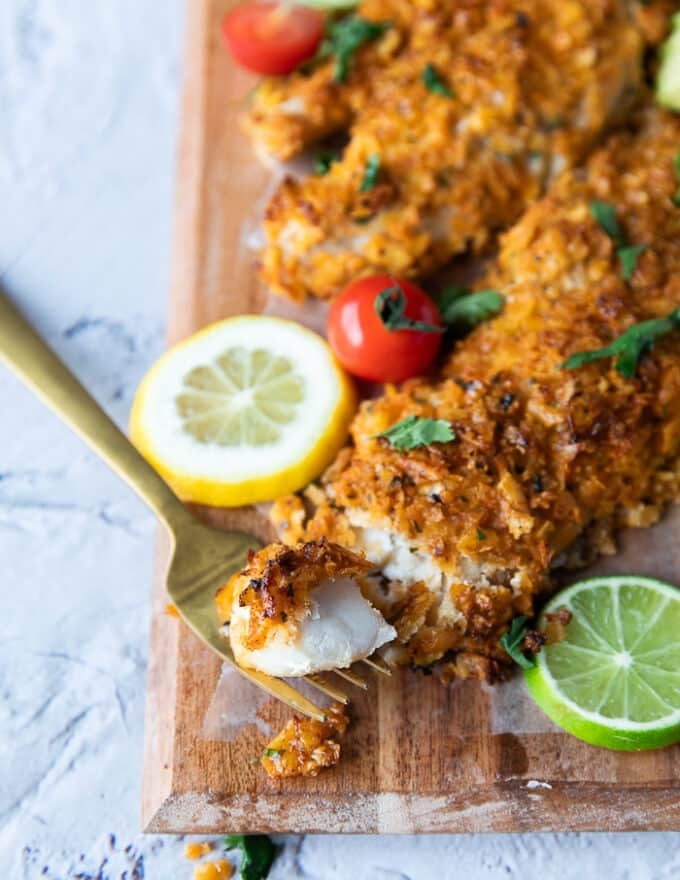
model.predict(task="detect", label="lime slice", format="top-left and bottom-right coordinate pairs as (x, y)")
top-left (130, 316), bottom-right (356, 507)
top-left (525, 576), bottom-right (680, 750)
top-left (657, 12), bottom-right (680, 111)
top-left (298, 0), bottom-right (360, 10)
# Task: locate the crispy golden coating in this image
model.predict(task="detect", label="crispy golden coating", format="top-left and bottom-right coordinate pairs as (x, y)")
top-left (260, 703), bottom-right (349, 778)
top-left (253, 0), bottom-right (644, 300)
top-left (244, 0), bottom-right (420, 161)
top-left (270, 494), bottom-right (309, 545)
top-left (247, 1), bottom-right (672, 163)
top-left (215, 539), bottom-right (372, 650)
top-left (284, 107), bottom-right (680, 676)
top-left (635, 0), bottom-right (679, 46)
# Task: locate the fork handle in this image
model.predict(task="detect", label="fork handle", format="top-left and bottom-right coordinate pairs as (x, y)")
top-left (0, 288), bottom-right (189, 533)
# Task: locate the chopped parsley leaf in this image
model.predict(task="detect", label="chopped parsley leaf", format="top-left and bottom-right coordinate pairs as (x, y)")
top-left (618, 244), bottom-right (647, 282)
top-left (423, 63), bottom-right (454, 97)
top-left (500, 616), bottom-right (536, 669)
top-left (360, 153), bottom-right (381, 192)
top-left (589, 200), bottom-right (647, 282)
top-left (225, 834), bottom-right (276, 880)
top-left (314, 151), bottom-right (339, 175)
top-left (322, 17), bottom-right (390, 84)
top-left (560, 307), bottom-right (680, 378)
top-left (477, 528), bottom-right (486, 540)
top-left (378, 415), bottom-right (455, 451)
top-left (262, 748), bottom-right (285, 758)
top-left (374, 280), bottom-right (443, 333)
top-left (590, 200), bottom-right (624, 245)
top-left (437, 287), bottom-right (505, 330)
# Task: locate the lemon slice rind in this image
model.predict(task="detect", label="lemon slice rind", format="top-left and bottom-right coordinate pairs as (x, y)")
top-left (130, 316), bottom-right (356, 507)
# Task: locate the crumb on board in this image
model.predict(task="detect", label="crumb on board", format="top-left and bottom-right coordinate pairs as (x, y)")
top-left (166, 602), bottom-right (180, 618)
top-left (192, 860), bottom-right (234, 880)
top-left (261, 702), bottom-right (349, 778)
top-left (184, 841), bottom-right (213, 861)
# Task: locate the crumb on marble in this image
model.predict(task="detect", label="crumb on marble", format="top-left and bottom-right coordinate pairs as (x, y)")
top-left (192, 859), bottom-right (234, 880)
top-left (184, 841), bottom-right (213, 860)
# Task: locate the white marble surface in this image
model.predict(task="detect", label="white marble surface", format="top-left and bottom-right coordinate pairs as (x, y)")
top-left (1, 2), bottom-right (679, 878)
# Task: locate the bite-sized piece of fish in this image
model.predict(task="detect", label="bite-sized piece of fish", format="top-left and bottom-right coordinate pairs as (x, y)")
top-left (217, 539), bottom-right (396, 677)
top-left (273, 107), bottom-right (680, 679)
top-left (257, 0), bottom-right (644, 300)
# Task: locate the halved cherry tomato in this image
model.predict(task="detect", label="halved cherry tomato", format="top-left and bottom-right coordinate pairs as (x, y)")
top-left (327, 275), bottom-right (443, 383)
top-left (222, 2), bottom-right (325, 76)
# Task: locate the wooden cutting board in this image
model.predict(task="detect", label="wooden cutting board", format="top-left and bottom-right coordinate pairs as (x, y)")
top-left (141, 0), bottom-right (680, 833)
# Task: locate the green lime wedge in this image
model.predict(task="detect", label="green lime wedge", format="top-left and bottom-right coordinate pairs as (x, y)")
top-left (657, 12), bottom-right (680, 111)
top-left (525, 576), bottom-right (680, 751)
top-left (297, 0), bottom-right (360, 9)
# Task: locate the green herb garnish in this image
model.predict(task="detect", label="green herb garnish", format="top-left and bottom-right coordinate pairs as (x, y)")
top-left (225, 835), bottom-right (276, 880)
top-left (477, 528), bottom-right (486, 540)
top-left (375, 280), bottom-right (444, 333)
top-left (590, 200), bottom-right (623, 243)
top-left (500, 616), bottom-right (536, 669)
top-left (314, 151), bottom-right (340, 175)
top-left (423, 63), bottom-right (454, 97)
top-left (262, 748), bottom-right (285, 758)
top-left (378, 415), bottom-right (455, 451)
top-left (589, 200), bottom-right (647, 282)
top-left (360, 153), bottom-right (381, 192)
top-left (437, 287), bottom-right (504, 330)
top-left (560, 307), bottom-right (680, 378)
top-left (618, 244), bottom-right (648, 282)
top-left (322, 16), bottom-right (390, 83)
top-left (673, 153), bottom-right (680, 206)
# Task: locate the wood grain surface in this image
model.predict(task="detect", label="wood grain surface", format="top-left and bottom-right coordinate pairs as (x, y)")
top-left (141, 0), bottom-right (680, 834)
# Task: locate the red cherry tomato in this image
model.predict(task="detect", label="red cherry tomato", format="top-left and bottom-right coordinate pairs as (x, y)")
top-left (222, 2), bottom-right (325, 76)
top-left (327, 275), bottom-right (443, 383)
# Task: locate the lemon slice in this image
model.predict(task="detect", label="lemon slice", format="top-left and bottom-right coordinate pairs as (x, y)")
top-left (130, 316), bottom-right (356, 506)
top-left (525, 576), bottom-right (680, 751)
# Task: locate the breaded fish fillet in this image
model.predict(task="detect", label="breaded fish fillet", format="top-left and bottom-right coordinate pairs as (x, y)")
top-left (246, 0), bottom-right (673, 163)
top-left (253, 0), bottom-right (645, 300)
top-left (273, 107), bottom-right (680, 680)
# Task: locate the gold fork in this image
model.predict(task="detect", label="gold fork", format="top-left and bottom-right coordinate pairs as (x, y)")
top-left (0, 289), bottom-right (391, 720)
